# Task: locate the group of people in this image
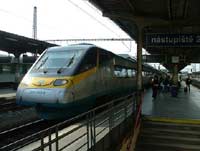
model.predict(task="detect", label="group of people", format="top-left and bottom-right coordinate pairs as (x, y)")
top-left (151, 75), bottom-right (170, 98)
top-left (151, 74), bottom-right (192, 99)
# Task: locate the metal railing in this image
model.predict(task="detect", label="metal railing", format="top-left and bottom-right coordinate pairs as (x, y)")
top-left (6, 93), bottom-right (137, 151)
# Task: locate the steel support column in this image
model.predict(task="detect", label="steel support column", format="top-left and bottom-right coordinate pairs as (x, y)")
top-left (170, 64), bottom-right (179, 97)
top-left (172, 64), bottom-right (178, 85)
top-left (130, 26), bottom-right (143, 151)
top-left (136, 27), bottom-right (143, 105)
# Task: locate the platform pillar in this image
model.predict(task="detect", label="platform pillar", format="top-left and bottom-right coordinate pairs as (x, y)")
top-left (136, 27), bottom-right (143, 104)
top-left (129, 25), bottom-right (143, 151)
top-left (171, 64), bottom-right (178, 97)
top-left (172, 64), bottom-right (178, 86)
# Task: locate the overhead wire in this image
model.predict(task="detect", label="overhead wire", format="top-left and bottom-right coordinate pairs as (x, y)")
top-left (0, 8), bottom-right (32, 22)
top-left (83, 0), bottom-right (133, 52)
top-left (0, 7), bottom-right (64, 38)
top-left (0, 1), bottom-right (133, 51)
top-left (83, 1), bottom-right (102, 15)
top-left (67, 0), bottom-right (132, 51)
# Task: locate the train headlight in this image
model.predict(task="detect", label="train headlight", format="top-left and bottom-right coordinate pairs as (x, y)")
top-left (54, 79), bottom-right (68, 86)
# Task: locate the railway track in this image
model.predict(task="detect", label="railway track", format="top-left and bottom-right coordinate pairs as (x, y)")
top-left (0, 98), bottom-right (29, 113)
top-left (0, 119), bottom-right (60, 151)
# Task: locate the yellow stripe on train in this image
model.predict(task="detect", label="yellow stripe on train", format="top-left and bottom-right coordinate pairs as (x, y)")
top-left (19, 67), bottom-right (97, 88)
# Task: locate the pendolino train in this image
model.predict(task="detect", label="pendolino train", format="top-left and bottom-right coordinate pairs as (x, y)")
top-left (16, 44), bottom-right (160, 120)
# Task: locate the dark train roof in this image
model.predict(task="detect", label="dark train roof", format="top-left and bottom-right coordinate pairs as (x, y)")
top-left (47, 44), bottom-right (95, 52)
top-left (0, 30), bottom-right (57, 54)
top-left (118, 54), bottom-right (136, 62)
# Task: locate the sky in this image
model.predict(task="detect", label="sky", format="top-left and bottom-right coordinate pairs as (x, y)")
top-left (0, 0), bottom-right (195, 72)
top-left (0, 0), bottom-right (137, 56)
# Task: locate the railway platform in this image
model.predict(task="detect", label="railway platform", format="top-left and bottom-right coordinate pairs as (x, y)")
top-left (0, 88), bottom-right (16, 100)
top-left (142, 82), bottom-right (200, 120)
top-left (135, 83), bottom-right (200, 151)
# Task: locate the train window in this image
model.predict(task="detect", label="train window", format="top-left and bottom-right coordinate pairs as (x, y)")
top-left (121, 68), bottom-right (127, 77)
top-left (127, 69), bottom-right (133, 77)
top-left (114, 66), bottom-right (121, 77)
top-left (78, 49), bottom-right (97, 73)
top-left (114, 70), bottom-right (120, 77)
top-left (114, 66), bottom-right (135, 78)
top-left (31, 49), bottom-right (84, 73)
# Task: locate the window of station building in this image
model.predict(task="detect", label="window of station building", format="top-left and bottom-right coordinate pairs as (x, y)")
top-left (0, 64), bottom-right (13, 73)
top-left (78, 49), bottom-right (97, 73)
top-left (149, 72), bottom-right (154, 76)
top-left (132, 70), bottom-right (136, 76)
top-left (142, 71), bottom-right (145, 76)
top-left (145, 71), bottom-right (152, 76)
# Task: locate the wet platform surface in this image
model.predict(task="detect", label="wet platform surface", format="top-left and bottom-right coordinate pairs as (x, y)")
top-left (0, 89), bottom-right (16, 99)
top-left (142, 83), bottom-right (200, 120)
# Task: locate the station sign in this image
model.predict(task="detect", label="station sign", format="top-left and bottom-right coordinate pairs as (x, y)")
top-left (145, 33), bottom-right (200, 47)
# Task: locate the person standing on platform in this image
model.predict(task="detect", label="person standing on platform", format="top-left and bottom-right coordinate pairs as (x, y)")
top-left (159, 76), bottom-right (163, 92)
top-left (186, 76), bottom-right (192, 92)
top-left (163, 76), bottom-right (170, 92)
top-left (152, 75), bottom-right (159, 99)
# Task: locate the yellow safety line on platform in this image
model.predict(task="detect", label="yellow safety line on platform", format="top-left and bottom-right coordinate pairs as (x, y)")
top-left (144, 116), bottom-right (200, 125)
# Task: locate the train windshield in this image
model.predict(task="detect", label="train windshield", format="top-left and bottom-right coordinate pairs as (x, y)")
top-left (31, 49), bottom-right (83, 73)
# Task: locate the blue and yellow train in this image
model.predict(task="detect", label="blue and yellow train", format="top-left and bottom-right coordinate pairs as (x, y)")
top-left (16, 44), bottom-right (160, 120)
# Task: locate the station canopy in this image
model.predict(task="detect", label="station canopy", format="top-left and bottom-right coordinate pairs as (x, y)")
top-left (0, 30), bottom-right (56, 55)
top-left (89, 0), bottom-right (200, 71)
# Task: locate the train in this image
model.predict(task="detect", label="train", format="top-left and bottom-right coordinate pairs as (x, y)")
top-left (16, 44), bottom-right (161, 120)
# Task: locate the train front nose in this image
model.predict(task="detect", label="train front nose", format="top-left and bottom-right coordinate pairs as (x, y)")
top-left (16, 88), bottom-right (69, 105)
